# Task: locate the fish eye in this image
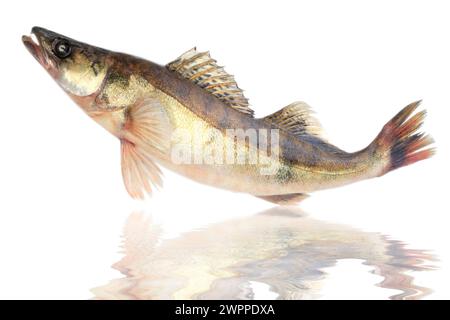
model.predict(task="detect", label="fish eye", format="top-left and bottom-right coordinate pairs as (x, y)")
top-left (52, 38), bottom-right (72, 59)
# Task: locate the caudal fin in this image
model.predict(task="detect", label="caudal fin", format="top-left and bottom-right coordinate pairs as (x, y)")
top-left (374, 100), bottom-right (435, 175)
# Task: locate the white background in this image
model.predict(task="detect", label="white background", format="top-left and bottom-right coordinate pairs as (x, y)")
top-left (0, 0), bottom-right (449, 299)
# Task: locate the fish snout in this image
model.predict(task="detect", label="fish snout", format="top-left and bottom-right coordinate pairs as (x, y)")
top-left (31, 26), bottom-right (64, 41)
top-left (22, 26), bottom-right (57, 74)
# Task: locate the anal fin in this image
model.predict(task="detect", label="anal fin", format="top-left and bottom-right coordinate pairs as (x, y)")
top-left (256, 193), bottom-right (309, 205)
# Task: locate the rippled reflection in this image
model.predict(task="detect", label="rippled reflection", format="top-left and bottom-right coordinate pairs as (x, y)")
top-left (92, 207), bottom-right (435, 300)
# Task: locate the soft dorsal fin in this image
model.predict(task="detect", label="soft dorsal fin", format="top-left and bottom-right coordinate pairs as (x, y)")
top-left (263, 102), bottom-right (326, 139)
top-left (167, 48), bottom-right (254, 116)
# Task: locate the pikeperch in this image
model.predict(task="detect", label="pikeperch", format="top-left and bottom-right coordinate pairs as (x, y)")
top-left (22, 27), bottom-right (434, 204)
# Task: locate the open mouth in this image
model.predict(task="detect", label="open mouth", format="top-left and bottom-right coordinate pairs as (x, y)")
top-left (22, 32), bottom-right (48, 67)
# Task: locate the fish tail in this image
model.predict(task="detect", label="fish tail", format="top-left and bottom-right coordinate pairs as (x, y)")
top-left (373, 100), bottom-right (435, 175)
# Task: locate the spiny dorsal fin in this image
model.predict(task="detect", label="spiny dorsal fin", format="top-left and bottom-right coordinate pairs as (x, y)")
top-left (167, 48), bottom-right (254, 116)
top-left (263, 102), bottom-right (326, 139)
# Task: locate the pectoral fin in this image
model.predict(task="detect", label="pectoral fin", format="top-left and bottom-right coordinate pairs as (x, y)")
top-left (256, 193), bottom-right (309, 205)
top-left (120, 96), bottom-right (171, 199)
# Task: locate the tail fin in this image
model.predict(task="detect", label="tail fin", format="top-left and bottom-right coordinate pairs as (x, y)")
top-left (374, 100), bottom-right (435, 175)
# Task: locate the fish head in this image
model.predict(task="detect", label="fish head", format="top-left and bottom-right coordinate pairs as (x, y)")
top-left (22, 27), bottom-right (109, 106)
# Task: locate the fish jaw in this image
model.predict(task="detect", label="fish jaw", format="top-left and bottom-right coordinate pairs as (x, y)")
top-left (22, 34), bottom-right (42, 63)
top-left (22, 28), bottom-right (58, 78)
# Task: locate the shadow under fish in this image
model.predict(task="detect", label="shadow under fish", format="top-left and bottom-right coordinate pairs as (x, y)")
top-left (92, 207), bottom-right (436, 300)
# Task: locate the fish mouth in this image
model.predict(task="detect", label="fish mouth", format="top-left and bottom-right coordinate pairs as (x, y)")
top-left (22, 29), bottom-right (50, 69)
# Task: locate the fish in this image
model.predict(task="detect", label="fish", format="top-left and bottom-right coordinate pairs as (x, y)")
top-left (22, 27), bottom-right (435, 204)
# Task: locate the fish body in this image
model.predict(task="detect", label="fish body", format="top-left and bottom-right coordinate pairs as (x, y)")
top-left (22, 27), bottom-right (434, 203)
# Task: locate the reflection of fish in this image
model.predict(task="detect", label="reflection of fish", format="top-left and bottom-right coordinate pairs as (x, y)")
top-left (23, 27), bottom-right (434, 203)
top-left (92, 208), bottom-right (434, 300)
